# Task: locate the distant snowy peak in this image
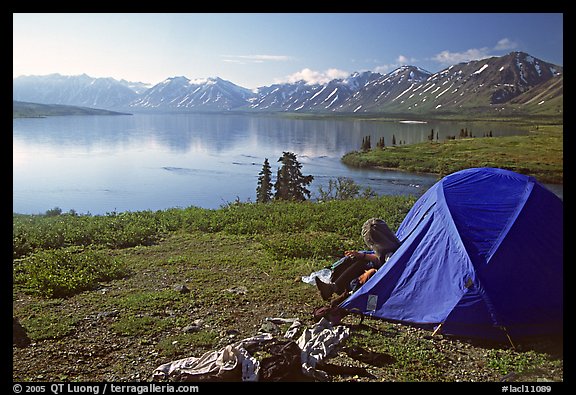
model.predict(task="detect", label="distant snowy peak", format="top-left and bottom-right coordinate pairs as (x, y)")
top-left (249, 71), bottom-right (383, 112)
top-left (201, 77), bottom-right (254, 99)
top-left (12, 73), bottom-right (140, 109)
top-left (388, 66), bottom-right (431, 81)
top-left (249, 81), bottom-right (315, 111)
top-left (332, 66), bottom-right (433, 112)
top-left (117, 79), bottom-right (152, 94)
top-left (422, 51), bottom-right (563, 105)
top-left (129, 76), bottom-right (253, 110)
top-left (377, 51), bottom-right (563, 112)
top-left (341, 71), bottom-right (383, 89)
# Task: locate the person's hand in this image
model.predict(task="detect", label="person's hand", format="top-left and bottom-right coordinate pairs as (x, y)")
top-left (358, 268), bottom-right (377, 284)
top-left (344, 250), bottom-right (365, 259)
top-left (344, 250), bottom-right (355, 258)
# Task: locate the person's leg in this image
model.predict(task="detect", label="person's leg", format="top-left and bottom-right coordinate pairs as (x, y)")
top-left (316, 256), bottom-right (368, 301)
top-left (329, 256), bottom-right (354, 283)
top-left (332, 259), bottom-right (368, 294)
top-left (315, 276), bottom-right (336, 301)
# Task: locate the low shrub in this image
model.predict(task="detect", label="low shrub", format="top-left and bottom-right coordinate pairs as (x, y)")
top-left (13, 246), bottom-right (128, 298)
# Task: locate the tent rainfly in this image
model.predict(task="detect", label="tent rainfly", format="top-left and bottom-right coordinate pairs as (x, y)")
top-left (340, 167), bottom-right (563, 341)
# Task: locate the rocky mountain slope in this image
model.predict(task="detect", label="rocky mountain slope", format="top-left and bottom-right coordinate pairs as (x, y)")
top-left (13, 52), bottom-right (562, 116)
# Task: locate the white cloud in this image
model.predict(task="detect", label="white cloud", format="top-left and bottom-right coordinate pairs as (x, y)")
top-left (221, 54), bottom-right (293, 64)
top-left (374, 54), bottom-right (417, 74)
top-left (432, 38), bottom-right (520, 66)
top-left (494, 38), bottom-right (518, 51)
top-left (374, 64), bottom-right (396, 74)
top-left (396, 54), bottom-right (416, 64)
top-left (325, 68), bottom-right (350, 80)
top-left (396, 55), bottom-right (409, 64)
top-left (275, 68), bottom-right (350, 85)
top-left (432, 47), bottom-right (491, 65)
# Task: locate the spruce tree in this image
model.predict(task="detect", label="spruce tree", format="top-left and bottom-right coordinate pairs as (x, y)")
top-left (361, 135), bottom-right (371, 151)
top-left (273, 151), bottom-right (314, 201)
top-left (256, 158), bottom-right (273, 203)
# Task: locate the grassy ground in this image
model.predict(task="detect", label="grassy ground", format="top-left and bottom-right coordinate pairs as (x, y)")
top-left (342, 124), bottom-right (563, 184)
top-left (13, 199), bottom-right (563, 382)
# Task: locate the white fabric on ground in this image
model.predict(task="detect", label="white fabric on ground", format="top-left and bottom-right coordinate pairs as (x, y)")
top-left (296, 317), bottom-right (350, 381)
top-left (265, 317), bottom-right (302, 339)
top-left (153, 333), bottom-right (273, 381)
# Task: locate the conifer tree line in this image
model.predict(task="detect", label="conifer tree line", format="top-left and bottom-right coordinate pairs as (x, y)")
top-left (360, 128), bottom-right (494, 148)
top-left (256, 151), bottom-right (314, 203)
top-left (362, 134), bottom-right (400, 150)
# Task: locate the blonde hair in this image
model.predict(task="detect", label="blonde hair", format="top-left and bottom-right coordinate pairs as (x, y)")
top-left (361, 218), bottom-right (401, 258)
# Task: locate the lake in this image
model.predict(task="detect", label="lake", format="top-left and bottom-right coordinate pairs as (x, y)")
top-left (13, 113), bottom-right (560, 215)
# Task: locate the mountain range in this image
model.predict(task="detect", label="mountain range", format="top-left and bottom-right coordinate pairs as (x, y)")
top-left (12, 52), bottom-right (563, 117)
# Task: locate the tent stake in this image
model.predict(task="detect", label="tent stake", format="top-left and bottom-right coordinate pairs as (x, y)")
top-left (431, 323), bottom-right (443, 337)
top-left (501, 326), bottom-right (516, 350)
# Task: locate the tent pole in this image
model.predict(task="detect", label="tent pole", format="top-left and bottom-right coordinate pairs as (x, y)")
top-left (431, 323), bottom-right (443, 337)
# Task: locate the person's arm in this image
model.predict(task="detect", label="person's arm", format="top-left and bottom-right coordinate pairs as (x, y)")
top-left (344, 250), bottom-right (380, 266)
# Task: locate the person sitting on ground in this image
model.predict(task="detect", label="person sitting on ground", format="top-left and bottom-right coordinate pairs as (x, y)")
top-left (315, 218), bottom-right (401, 302)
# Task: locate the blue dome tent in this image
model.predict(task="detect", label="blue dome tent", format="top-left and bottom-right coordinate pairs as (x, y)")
top-left (340, 167), bottom-right (563, 341)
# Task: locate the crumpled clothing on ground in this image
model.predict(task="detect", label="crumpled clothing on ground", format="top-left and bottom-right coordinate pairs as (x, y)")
top-left (152, 317), bottom-right (350, 382)
top-left (258, 340), bottom-right (309, 381)
top-left (152, 333), bottom-right (273, 382)
top-left (296, 317), bottom-right (350, 381)
top-left (264, 317), bottom-right (302, 339)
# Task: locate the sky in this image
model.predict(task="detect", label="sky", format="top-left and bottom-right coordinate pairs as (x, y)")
top-left (13, 13), bottom-right (563, 90)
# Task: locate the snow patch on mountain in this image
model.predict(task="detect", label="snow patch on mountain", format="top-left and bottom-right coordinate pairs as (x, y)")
top-left (13, 52), bottom-right (562, 114)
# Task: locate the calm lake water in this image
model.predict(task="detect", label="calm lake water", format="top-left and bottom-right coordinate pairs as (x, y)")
top-left (13, 113), bottom-right (561, 215)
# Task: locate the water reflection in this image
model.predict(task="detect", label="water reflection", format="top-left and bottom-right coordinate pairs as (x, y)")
top-left (13, 113), bottom-right (530, 156)
top-left (13, 113), bottom-right (556, 215)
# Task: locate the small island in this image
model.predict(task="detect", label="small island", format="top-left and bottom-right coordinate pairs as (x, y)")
top-left (13, 101), bottom-right (131, 118)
